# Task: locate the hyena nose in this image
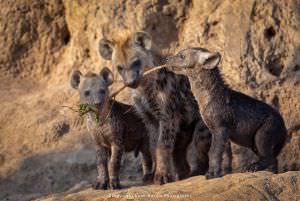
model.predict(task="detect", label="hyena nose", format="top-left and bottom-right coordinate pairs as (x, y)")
top-left (125, 79), bottom-right (138, 88)
top-left (94, 99), bottom-right (102, 105)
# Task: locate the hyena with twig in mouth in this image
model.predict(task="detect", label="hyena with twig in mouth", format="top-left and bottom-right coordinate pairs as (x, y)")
top-left (98, 31), bottom-right (232, 183)
top-left (166, 47), bottom-right (287, 179)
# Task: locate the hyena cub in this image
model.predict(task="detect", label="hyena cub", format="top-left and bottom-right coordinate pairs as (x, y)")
top-left (70, 67), bottom-right (153, 189)
top-left (166, 48), bottom-right (287, 179)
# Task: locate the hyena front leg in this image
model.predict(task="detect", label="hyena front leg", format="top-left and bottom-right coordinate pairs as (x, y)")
top-left (141, 144), bottom-right (154, 183)
top-left (222, 141), bottom-right (232, 175)
top-left (154, 119), bottom-right (177, 185)
top-left (93, 146), bottom-right (109, 190)
top-left (173, 125), bottom-right (195, 180)
top-left (108, 145), bottom-right (123, 189)
top-left (207, 127), bottom-right (229, 179)
top-left (191, 121), bottom-right (210, 176)
top-left (173, 141), bottom-right (191, 180)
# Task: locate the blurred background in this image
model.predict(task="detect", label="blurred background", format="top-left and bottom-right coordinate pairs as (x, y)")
top-left (0, 0), bottom-right (299, 200)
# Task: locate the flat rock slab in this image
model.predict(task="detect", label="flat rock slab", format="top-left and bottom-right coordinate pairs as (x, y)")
top-left (37, 171), bottom-right (300, 201)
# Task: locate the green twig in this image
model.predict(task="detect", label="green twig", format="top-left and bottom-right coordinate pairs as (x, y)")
top-left (61, 104), bottom-right (110, 125)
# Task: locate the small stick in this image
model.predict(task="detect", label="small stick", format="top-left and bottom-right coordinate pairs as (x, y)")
top-left (61, 105), bottom-right (100, 115)
top-left (109, 64), bottom-right (167, 98)
top-left (143, 64), bottom-right (167, 75)
top-left (63, 65), bottom-right (168, 123)
top-left (61, 105), bottom-right (80, 113)
top-left (110, 85), bottom-right (127, 98)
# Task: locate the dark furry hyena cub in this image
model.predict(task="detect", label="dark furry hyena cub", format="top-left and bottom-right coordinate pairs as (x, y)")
top-left (166, 48), bottom-right (287, 179)
top-left (70, 67), bottom-right (153, 189)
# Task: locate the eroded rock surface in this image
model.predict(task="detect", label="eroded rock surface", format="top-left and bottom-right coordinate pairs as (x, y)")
top-left (0, 0), bottom-right (299, 200)
top-left (38, 172), bottom-right (300, 201)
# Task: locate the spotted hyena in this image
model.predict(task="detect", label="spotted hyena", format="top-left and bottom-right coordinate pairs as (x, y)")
top-left (70, 67), bottom-right (153, 189)
top-left (98, 31), bottom-right (231, 183)
top-left (166, 47), bottom-right (287, 178)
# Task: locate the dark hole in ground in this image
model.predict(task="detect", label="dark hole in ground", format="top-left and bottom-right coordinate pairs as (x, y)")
top-left (52, 121), bottom-right (70, 139)
top-left (264, 26), bottom-right (276, 40)
top-left (271, 95), bottom-right (280, 110)
top-left (293, 64), bottom-right (300, 71)
top-left (265, 58), bottom-right (283, 77)
top-left (212, 20), bottom-right (219, 26)
top-left (63, 26), bottom-right (71, 45)
top-left (84, 48), bottom-right (90, 58)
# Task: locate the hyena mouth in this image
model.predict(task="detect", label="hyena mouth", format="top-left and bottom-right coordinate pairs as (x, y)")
top-left (129, 82), bottom-right (139, 89)
top-left (94, 103), bottom-right (104, 111)
top-left (126, 79), bottom-right (140, 89)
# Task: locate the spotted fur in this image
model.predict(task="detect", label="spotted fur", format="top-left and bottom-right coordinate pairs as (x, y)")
top-left (70, 68), bottom-right (153, 189)
top-left (98, 31), bottom-right (232, 183)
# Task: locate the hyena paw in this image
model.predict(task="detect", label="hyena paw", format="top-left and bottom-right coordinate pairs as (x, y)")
top-left (154, 170), bottom-right (174, 185)
top-left (205, 169), bottom-right (221, 179)
top-left (142, 173), bottom-right (154, 183)
top-left (244, 162), bottom-right (264, 172)
top-left (92, 180), bottom-right (109, 190)
top-left (223, 167), bottom-right (232, 174)
top-left (110, 179), bottom-right (121, 190)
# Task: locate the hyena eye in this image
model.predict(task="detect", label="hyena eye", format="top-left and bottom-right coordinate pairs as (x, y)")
top-left (117, 65), bottom-right (124, 72)
top-left (84, 90), bottom-right (90, 96)
top-left (131, 59), bottom-right (142, 69)
top-left (180, 54), bottom-right (185, 59)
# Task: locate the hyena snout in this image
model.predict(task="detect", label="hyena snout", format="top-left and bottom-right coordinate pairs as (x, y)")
top-left (123, 69), bottom-right (141, 88)
top-left (80, 88), bottom-right (108, 109)
top-left (93, 92), bottom-right (109, 108)
top-left (165, 55), bottom-right (185, 68)
top-left (121, 58), bottom-right (145, 88)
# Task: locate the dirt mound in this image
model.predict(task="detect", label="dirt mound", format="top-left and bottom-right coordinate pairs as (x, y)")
top-left (0, 0), bottom-right (300, 201)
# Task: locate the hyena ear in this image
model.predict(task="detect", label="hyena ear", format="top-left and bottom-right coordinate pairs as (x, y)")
top-left (133, 31), bottom-right (152, 50)
top-left (70, 70), bottom-right (82, 89)
top-left (99, 39), bottom-right (114, 60)
top-left (203, 52), bottom-right (221, 69)
top-left (100, 67), bottom-right (114, 86)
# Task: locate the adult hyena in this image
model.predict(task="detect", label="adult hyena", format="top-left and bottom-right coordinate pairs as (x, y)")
top-left (98, 31), bottom-right (230, 183)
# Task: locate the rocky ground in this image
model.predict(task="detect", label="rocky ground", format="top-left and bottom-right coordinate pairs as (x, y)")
top-left (37, 171), bottom-right (300, 201)
top-left (0, 0), bottom-right (300, 201)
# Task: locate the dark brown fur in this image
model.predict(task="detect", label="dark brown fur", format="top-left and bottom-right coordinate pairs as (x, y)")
top-left (99, 32), bottom-right (232, 183)
top-left (133, 68), bottom-right (201, 183)
top-left (167, 48), bottom-right (287, 178)
top-left (192, 120), bottom-right (232, 176)
top-left (70, 68), bottom-right (153, 189)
